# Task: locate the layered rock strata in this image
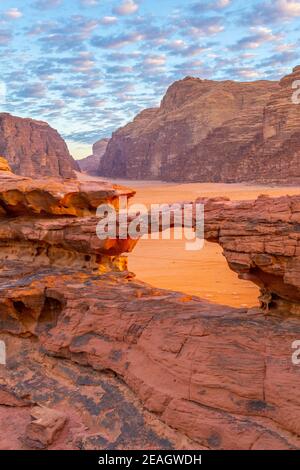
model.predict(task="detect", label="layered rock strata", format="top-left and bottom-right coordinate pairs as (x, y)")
top-left (0, 113), bottom-right (79, 178)
top-left (99, 67), bottom-right (300, 183)
top-left (198, 195), bottom-right (300, 314)
top-left (1, 161), bottom-right (300, 449)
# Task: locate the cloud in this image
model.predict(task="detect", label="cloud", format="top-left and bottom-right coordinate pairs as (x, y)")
top-left (32, 0), bottom-right (63, 10)
top-left (35, 15), bottom-right (102, 52)
top-left (259, 50), bottom-right (298, 67)
top-left (160, 40), bottom-right (208, 57)
top-left (106, 64), bottom-right (133, 74)
top-left (91, 31), bottom-right (143, 48)
top-left (58, 52), bottom-right (96, 72)
top-left (39, 33), bottom-right (84, 52)
top-left (182, 16), bottom-right (225, 37)
top-left (216, 0), bottom-right (231, 6)
top-left (33, 16), bottom-right (99, 53)
top-left (1, 0), bottom-right (300, 156)
top-left (143, 55), bottom-right (166, 67)
top-left (84, 97), bottom-right (107, 108)
top-left (277, 0), bottom-right (300, 17)
top-left (65, 129), bottom-right (108, 144)
top-left (4, 8), bottom-right (23, 19)
top-left (80, 0), bottom-right (100, 5)
top-left (100, 16), bottom-right (118, 25)
top-left (245, 0), bottom-right (300, 25)
top-left (0, 29), bottom-right (12, 45)
top-left (191, 0), bottom-right (232, 12)
top-left (275, 42), bottom-right (296, 52)
top-left (0, 81), bottom-right (6, 104)
top-left (63, 88), bottom-right (89, 98)
top-left (27, 21), bottom-right (57, 36)
top-left (113, 0), bottom-right (139, 16)
top-left (16, 83), bottom-right (46, 98)
top-left (236, 69), bottom-right (261, 79)
top-left (230, 27), bottom-right (281, 50)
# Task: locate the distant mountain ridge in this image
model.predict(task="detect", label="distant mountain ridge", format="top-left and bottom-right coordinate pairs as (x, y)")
top-left (0, 113), bottom-right (79, 178)
top-left (78, 138), bottom-right (109, 175)
top-left (98, 66), bottom-right (300, 184)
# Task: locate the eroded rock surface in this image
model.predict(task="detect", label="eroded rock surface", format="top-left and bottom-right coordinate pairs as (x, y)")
top-left (1, 160), bottom-right (300, 450)
top-left (99, 67), bottom-right (300, 183)
top-left (197, 195), bottom-right (300, 314)
top-left (0, 113), bottom-right (79, 178)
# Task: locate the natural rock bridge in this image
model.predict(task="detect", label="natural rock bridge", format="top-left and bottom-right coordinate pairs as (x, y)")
top-left (1, 158), bottom-right (300, 449)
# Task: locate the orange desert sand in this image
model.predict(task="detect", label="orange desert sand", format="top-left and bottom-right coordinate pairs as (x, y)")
top-left (78, 173), bottom-right (300, 308)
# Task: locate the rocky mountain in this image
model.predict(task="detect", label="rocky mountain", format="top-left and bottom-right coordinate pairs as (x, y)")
top-left (1, 158), bottom-right (300, 449)
top-left (0, 113), bottom-right (79, 178)
top-left (78, 138), bottom-right (109, 175)
top-left (99, 66), bottom-right (300, 183)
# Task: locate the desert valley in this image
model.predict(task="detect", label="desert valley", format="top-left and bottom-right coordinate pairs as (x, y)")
top-left (1, 0), bottom-right (300, 457)
top-left (1, 64), bottom-right (300, 451)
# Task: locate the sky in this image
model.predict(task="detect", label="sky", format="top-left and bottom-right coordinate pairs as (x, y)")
top-left (0, 0), bottom-right (299, 159)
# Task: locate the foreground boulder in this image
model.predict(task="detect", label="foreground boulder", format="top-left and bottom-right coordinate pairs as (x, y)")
top-left (0, 113), bottom-right (79, 178)
top-left (1, 160), bottom-right (300, 449)
top-left (99, 66), bottom-right (300, 183)
top-left (24, 406), bottom-right (68, 449)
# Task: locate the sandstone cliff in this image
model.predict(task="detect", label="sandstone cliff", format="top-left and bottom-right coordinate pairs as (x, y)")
top-left (99, 67), bottom-right (300, 183)
top-left (1, 159), bottom-right (300, 449)
top-left (0, 113), bottom-right (79, 178)
top-left (78, 138), bottom-right (109, 175)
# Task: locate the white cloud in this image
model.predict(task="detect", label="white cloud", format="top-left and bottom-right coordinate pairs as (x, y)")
top-left (248, 0), bottom-right (300, 24)
top-left (189, 24), bottom-right (224, 37)
top-left (4, 8), bottom-right (23, 19)
top-left (168, 39), bottom-right (186, 50)
top-left (250, 26), bottom-right (281, 43)
top-left (275, 42), bottom-right (296, 52)
top-left (216, 0), bottom-right (231, 7)
top-left (114, 0), bottom-right (139, 16)
top-left (101, 16), bottom-right (118, 25)
top-left (276, 0), bottom-right (300, 17)
top-left (238, 69), bottom-right (261, 79)
top-left (144, 55), bottom-right (166, 66)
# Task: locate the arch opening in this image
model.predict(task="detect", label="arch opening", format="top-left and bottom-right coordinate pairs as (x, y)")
top-left (129, 234), bottom-right (259, 308)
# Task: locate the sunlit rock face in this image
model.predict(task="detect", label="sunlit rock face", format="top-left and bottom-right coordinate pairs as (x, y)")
top-left (99, 67), bottom-right (300, 184)
top-left (1, 160), bottom-right (300, 450)
top-left (0, 113), bottom-right (79, 178)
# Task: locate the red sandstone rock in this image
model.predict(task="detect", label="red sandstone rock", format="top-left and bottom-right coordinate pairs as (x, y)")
top-left (78, 138), bottom-right (109, 175)
top-left (1, 159), bottom-right (300, 450)
top-left (24, 406), bottom-right (68, 449)
top-left (0, 113), bottom-right (79, 178)
top-left (99, 67), bottom-right (300, 183)
top-left (193, 195), bottom-right (300, 313)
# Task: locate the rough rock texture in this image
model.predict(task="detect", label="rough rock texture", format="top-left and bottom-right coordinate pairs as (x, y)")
top-left (0, 113), bottom-right (79, 178)
top-left (25, 406), bottom-right (68, 449)
top-left (99, 67), bottom-right (300, 183)
top-left (1, 160), bottom-right (300, 449)
top-left (137, 194), bottom-right (300, 313)
top-left (196, 195), bottom-right (300, 314)
top-left (78, 138), bottom-right (109, 175)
